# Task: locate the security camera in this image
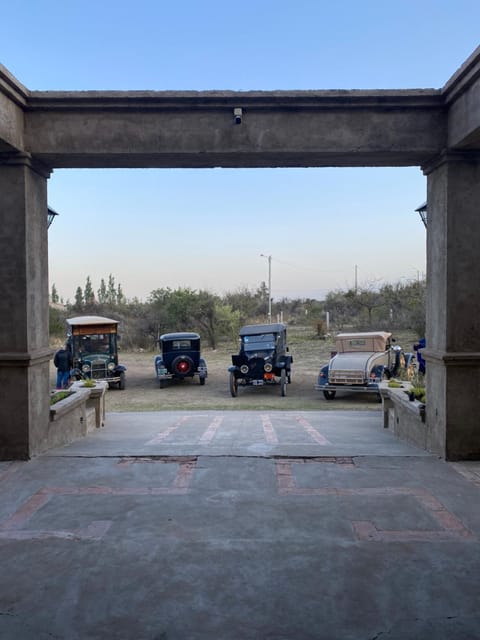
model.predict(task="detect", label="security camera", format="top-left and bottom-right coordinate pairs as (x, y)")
top-left (234, 107), bottom-right (242, 125)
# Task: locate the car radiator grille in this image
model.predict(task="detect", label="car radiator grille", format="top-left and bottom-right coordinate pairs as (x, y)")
top-left (90, 359), bottom-right (108, 379)
top-left (249, 359), bottom-right (265, 377)
top-left (329, 370), bottom-right (365, 385)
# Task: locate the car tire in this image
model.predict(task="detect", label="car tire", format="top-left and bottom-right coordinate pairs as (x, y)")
top-left (323, 390), bottom-right (336, 400)
top-left (118, 372), bottom-right (126, 390)
top-left (172, 355), bottom-right (194, 376)
top-left (159, 379), bottom-right (167, 389)
top-left (280, 369), bottom-right (287, 397)
top-left (229, 372), bottom-right (238, 397)
top-left (200, 376), bottom-right (206, 386)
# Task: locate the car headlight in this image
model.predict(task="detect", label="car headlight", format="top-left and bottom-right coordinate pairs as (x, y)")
top-left (82, 364), bottom-right (90, 373)
top-left (107, 362), bottom-right (115, 371)
top-left (264, 363), bottom-right (273, 372)
top-left (240, 364), bottom-right (249, 374)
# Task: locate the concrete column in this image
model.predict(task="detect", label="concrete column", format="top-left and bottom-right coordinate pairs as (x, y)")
top-left (423, 152), bottom-right (480, 459)
top-left (0, 156), bottom-right (51, 459)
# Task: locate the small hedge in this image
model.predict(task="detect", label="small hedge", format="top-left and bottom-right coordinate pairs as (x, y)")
top-left (50, 391), bottom-right (72, 405)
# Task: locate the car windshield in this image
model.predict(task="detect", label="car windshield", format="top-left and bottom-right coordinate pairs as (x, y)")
top-left (171, 340), bottom-right (192, 350)
top-left (242, 333), bottom-right (276, 352)
top-left (74, 334), bottom-right (113, 356)
top-left (163, 339), bottom-right (199, 352)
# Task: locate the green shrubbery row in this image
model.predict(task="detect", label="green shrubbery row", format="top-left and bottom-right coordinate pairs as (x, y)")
top-left (50, 277), bottom-right (426, 351)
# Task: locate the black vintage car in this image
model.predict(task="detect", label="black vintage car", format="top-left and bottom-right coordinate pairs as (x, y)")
top-left (154, 332), bottom-right (208, 388)
top-left (67, 315), bottom-right (126, 389)
top-left (229, 323), bottom-right (292, 397)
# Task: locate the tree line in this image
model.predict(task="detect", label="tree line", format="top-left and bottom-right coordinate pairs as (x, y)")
top-left (49, 274), bottom-right (426, 349)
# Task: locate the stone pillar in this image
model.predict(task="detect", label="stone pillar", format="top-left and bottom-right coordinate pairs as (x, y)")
top-left (423, 152), bottom-right (480, 459)
top-left (0, 155), bottom-right (51, 459)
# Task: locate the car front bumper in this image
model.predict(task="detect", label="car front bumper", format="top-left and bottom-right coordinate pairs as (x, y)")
top-left (315, 382), bottom-right (381, 393)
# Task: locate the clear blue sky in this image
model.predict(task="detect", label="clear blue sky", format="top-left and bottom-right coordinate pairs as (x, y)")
top-left (3, 1), bottom-right (479, 302)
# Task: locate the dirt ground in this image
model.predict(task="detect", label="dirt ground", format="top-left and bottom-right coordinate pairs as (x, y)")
top-left (50, 328), bottom-right (418, 412)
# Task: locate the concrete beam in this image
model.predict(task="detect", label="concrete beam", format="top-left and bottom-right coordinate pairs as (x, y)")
top-left (0, 65), bottom-right (27, 153)
top-left (23, 90), bottom-right (446, 168)
top-left (443, 46), bottom-right (480, 149)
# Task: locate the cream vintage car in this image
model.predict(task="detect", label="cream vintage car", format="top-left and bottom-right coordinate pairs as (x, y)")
top-left (316, 331), bottom-right (412, 401)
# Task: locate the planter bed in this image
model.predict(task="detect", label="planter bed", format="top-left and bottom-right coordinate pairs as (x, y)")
top-left (46, 381), bottom-right (108, 452)
top-left (379, 382), bottom-right (427, 451)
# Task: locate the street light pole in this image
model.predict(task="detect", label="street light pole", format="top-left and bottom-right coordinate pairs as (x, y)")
top-left (260, 254), bottom-right (272, 323)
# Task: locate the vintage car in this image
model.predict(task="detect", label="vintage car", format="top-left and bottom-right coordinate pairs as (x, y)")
top-left (67, 315), bottom-right (126, 389)
top-left (316, 331), bottom-right (412, 400)
top-left (229, 323), bottom-right (293, 397)
top-left (154, 332), bottom-right (207, 388)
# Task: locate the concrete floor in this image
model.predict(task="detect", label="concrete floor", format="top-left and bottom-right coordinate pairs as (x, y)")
top-left (0, 410), bottom-right (479, 640)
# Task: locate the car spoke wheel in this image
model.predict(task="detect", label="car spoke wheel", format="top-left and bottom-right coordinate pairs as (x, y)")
top-left (323, 390), bottom-right (336, 400)
top-left (229, 372), bottom-right (238, 397)
top-left (280, 369), bottom-right (287, 397)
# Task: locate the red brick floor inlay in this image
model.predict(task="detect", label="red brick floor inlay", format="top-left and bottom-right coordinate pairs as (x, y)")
top-left (0, 457), bottom-right (197, 541)
top-left (275, 459), bottom-right (475, 542)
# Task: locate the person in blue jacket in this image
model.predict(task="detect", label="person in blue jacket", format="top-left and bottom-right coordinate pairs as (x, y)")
top-left (54, 344), bottom-right (73, 389)
top-left (414, 337), bottom-right (426, 374)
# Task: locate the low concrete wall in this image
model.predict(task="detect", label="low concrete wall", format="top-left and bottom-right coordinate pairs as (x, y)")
top-left (379, 383), bottom-right (428, 452)
top-left (47, 387), bottom-right (91, 452)
top-left (70, 381), bottom-right (107, 430)
top-left (45, 382), bottom-right (107, 454)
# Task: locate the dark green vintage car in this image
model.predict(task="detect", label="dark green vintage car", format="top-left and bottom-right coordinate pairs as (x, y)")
top-left (67, 315), bottom-right (126, 389)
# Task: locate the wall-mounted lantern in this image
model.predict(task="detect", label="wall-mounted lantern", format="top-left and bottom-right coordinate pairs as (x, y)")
top-left (47, 206), bottom-right (59, 228)
top-left (415, 202), bottom-right (427, 228)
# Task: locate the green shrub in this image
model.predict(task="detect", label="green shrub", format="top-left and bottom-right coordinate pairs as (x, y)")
top-left (388, 380), bottom-right (403, 388)
top-left (50, 391), bottom-right (72, 405)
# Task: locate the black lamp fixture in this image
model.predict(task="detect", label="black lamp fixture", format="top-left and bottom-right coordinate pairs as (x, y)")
top-left (415, 202), bottom-right (427, 228)
top-left (47, 206), bottom-right (59, 228)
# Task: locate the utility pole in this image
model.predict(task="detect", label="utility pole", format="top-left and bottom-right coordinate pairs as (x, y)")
top-left (260, 254), bottom-right (272, 323)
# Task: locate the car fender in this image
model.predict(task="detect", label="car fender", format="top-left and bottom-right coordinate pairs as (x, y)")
top-left (198, 357), bottom-right (208, 377)
top-left (317, 363), bottom-right (329, 386)
top-left (370, 363), bottom-right (385, 380)
top-left (115, 364), bottom-right (127, 373)
top-left (403, 352), bottom-right (415, 367)
top-left (154, 355), bottom-right (166, 372)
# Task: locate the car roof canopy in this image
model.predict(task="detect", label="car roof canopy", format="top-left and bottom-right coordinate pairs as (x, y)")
top-left (334, 331), bottom-right (392, 353)
top-left (160, 332), bottom-right (200, 341)
top-left (67, 315), bottom-right (119, 326)
top-left (239, 323), bottom-right (286, 336)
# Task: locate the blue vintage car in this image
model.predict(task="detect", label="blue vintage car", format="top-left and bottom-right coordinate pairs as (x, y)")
top-left (316, 331), bottom-right (413, 401)
top-left (154, 332), bottom-right (208, 389)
